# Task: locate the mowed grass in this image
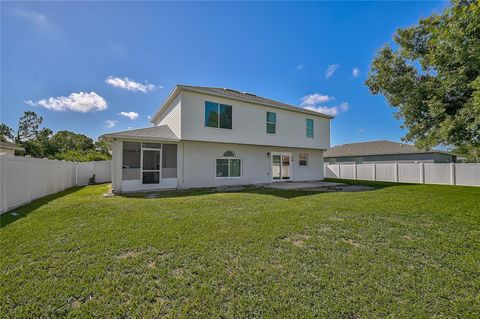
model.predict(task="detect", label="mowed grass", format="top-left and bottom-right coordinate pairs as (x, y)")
top-left (1, 181), bottom-right (479, 318)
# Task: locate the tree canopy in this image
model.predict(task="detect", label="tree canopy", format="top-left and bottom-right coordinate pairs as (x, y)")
top-left (366, 0), bottom-right (480, 149)
top-left (0, 111), bottom-right (110, 161)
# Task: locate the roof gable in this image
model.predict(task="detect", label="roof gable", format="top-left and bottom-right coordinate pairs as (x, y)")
top-left (100, 125), bottom-right (179, 142)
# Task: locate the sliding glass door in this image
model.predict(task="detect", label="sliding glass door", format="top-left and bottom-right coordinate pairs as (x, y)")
top-left (271, 153), bottom-right (291, 181)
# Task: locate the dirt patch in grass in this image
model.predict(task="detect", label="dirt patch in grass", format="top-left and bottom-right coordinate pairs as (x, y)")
top-left (117, 250), bottom-right (142, 259)
top-left (283, 233), bottom-right (311, 247)
top-left (341, 239), bottom-right (362, 248)
top-left (172, 268), bottom-right (184, 278)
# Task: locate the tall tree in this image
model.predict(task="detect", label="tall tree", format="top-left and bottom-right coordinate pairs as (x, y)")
top-left (50, 131), bottom-right (95, 153)
top-left (366, 0), bottom-right (480, 149)
top-left (16, 111), bottom-right (43, 142)
top-left (0, 123), bottom-right (15, 142)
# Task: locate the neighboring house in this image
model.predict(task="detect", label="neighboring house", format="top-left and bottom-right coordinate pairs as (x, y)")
top-left (0, 141), bottom-right (24, 156)
top-left (102, 85), bottom-right (332, 192)
top-left (324, 140), bottom-right (459, 164)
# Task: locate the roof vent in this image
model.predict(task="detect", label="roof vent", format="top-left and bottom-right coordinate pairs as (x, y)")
top-left (243, 92), bottom-right (257, 97)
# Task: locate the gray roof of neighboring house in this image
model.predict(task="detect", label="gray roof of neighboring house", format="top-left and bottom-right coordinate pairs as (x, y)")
top-left (0, 141), bottom-right (25, 151)
top-left (324, 140), bottom-right (454, 158)
top-left (151, 84), bottom-right (334, 122)
top-left (100, 125), bottom-right (179, 142)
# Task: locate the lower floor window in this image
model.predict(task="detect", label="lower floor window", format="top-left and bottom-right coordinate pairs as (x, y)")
top-left (299, 153), bottom-right (308, 166)
top-left (216, 158), bottom-right (241, 177)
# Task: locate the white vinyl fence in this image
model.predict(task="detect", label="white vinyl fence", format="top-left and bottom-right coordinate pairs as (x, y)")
top-left (324, 162), bottom-right (480, 187)
top-left (0, 155), bottom-right (111, 214)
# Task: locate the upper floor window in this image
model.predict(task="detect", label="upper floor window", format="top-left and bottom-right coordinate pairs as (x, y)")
top-left (306, 118), bottom-right (314, 138)
top-left (205, 101), bottom-right (232, 129)
top-left (266, 112), bottom-right (276, 134)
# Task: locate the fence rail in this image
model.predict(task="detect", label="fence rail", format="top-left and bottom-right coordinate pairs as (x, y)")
top-left (324, 162), bottom-right (480, 187)
top-left (0, 155), bottom-right (111, 214)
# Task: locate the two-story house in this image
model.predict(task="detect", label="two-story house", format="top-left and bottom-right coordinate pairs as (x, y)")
top-left (102, 85), bottom-right (333, 192)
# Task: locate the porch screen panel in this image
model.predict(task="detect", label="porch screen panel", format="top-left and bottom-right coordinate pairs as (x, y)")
top-left (162, 144), bottom-right (177, 178)
top-left (122, 142), bottom-right (141, 180)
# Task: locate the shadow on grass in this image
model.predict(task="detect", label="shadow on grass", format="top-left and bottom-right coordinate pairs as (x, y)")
top-left (324, 178), bottom-right (416, 188)
top-left (118, 179), bottom-right (403, 201)
top-left (0, 186), bottom-right (85, 228)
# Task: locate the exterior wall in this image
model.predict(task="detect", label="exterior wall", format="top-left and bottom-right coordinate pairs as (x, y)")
top-left (326, 153), bottom-right (454, 164)
top-left (179, 91), bottom-right (330, 150)
top-left (178, 140), bottom-right (324, 189)
top-left (154, 93), bottom-right (182, 138)
top-left (111, 140), bottom-right (123, 192)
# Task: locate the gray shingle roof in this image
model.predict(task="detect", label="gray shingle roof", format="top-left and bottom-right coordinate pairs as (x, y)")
top-left (324, 140), bottom-right (452, 157)
top-left (100, 125), bottom-right (179, 142)
top-left (176, 85), bottom-right (334, 119)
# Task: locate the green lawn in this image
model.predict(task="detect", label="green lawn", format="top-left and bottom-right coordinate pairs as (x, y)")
top-left (1, 181), bottom-right (479, 318)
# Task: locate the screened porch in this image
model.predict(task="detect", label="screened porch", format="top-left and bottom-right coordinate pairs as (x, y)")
top-left (121, 141), bottom-right (178, 191)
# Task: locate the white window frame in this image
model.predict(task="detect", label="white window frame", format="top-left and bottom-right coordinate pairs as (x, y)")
top-left (215, 152), bottom-right (242, 178)
top-left (299, 153), bottom-right (308, 166)
top-left (266, 111), bottom-right (276, 134)
top-left (205, 101), bottom-right (233, 130)
top-left (306, 118), bottom-right (314, 138)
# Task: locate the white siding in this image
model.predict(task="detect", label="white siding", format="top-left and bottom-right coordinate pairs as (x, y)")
top-left (155, 93), bottom-right (182, 138)
top-left (178, 141), bottom-right (324, 189)
top-left (111, 140), bottom-right (123, 192)
top-left (180, 91), bottom-right (330, 149)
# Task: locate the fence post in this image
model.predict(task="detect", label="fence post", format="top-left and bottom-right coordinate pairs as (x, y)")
top-left (420, 163), bottom-right (425, 184)
top-left (450, 163), bottom-right (456, 185)
top-left (337, 164), bottom-right (341, 179)
top-left (373, 163), bottom-right (376, 181)
top-left (0, 156), bottom-right (8, 214)
top-left (354, 163), bottom-right (357, 180)
top-left (394, 162), bottom-right (399, 182)
top-left (75, 162), bottom-right (78, 186)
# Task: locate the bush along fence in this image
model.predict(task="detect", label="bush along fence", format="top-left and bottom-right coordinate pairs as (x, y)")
top-left (324, 163), bottom-right (480, 187)
top-left (0, 155), bottom-right (111, 214)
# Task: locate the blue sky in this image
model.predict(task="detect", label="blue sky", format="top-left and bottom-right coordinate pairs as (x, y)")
top-left (1, 1), bottom-right (447, 146)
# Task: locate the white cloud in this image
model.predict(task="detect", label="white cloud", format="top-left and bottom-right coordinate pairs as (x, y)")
top-left (147, 115), bottom-right (152, 120)
top-left (26, 92), bottom-right (107, 112)
top-left (357, 128), bottom-right (365, 133)
top-left (352, 68), bottom-right (360, 78)
top-left (296, 64), bottom-right (304, 70)
top-left (105, 76), bottom-right (160, 93)
top-left (325, 64), bottom-right (340, 79)
top-left (339, 102), bottom-right (349, 112)
top-left (119, 111), bottom-right (139, 120)
top-left (15, 9), bottom-right (49, 27)
top-left (302, 102), bottom-right (349, 117)
top-left (300, 93), bottom-right (334, 107)
top-left (105, 120), bottom-right (118, 128)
